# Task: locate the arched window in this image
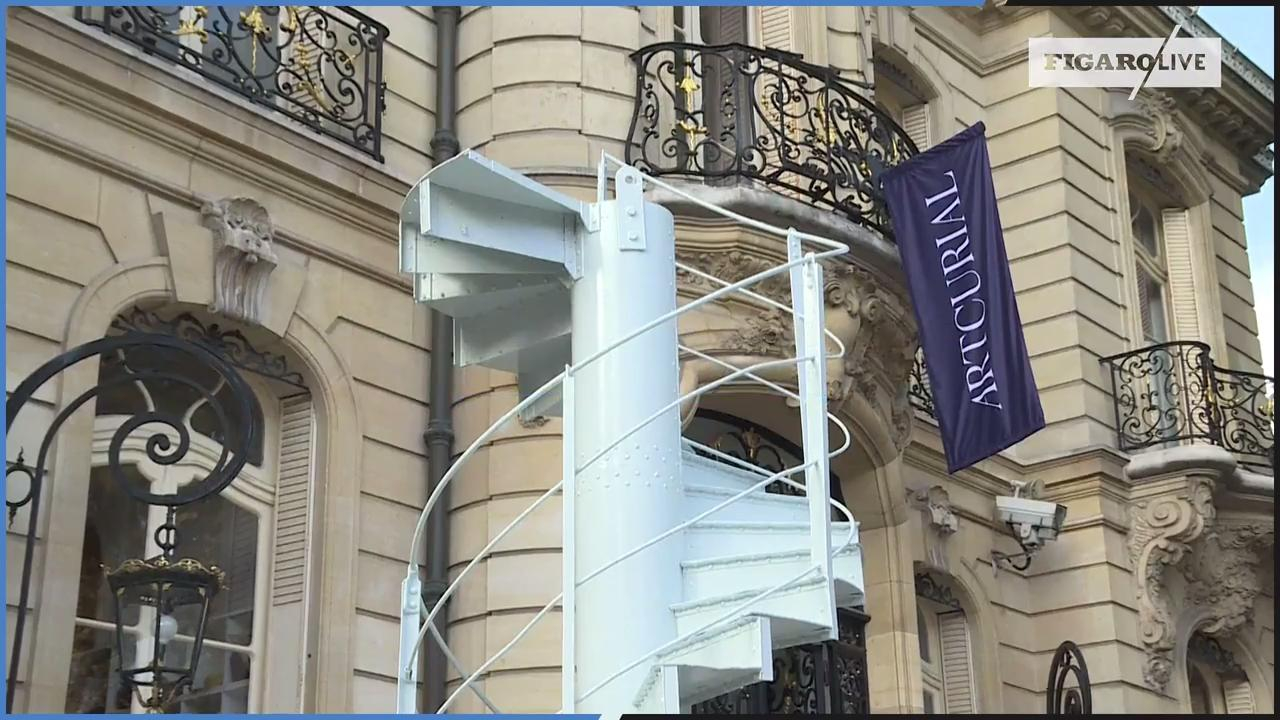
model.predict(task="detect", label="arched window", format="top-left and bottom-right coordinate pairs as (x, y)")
top-left (915, 570), bottom-right (976, 714)
top-left (872, 52), bottom-right (932, 152)
top-left (1184, 633), bottom-right (1256, 714)
top-left (63, 309), bottom-right (315, 714)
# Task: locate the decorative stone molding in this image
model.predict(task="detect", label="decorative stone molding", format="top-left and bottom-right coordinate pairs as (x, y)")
top-left (910, 485), bottom-right (958, 535)
top-left (675, 249), bottom-right (791, 307)
top-left (675, 248), bottom-right (918, 454)
top-left (1127, 476), bottom-right (1215, 691)
top-left (1111, 90), bottom-right (1185, 165)
top-left (1074, 5), bottom-right (1272, 176)
top-left (1127, 471), bottom-right (1275, 692)
top-left (1182, 521), bottom-right (1275, 638)
top-left (201, 197), bottom-right (279, 326)
top-left (914, 569), bottom-right (962, 610)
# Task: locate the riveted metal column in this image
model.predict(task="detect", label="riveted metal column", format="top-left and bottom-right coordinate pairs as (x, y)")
top-left (570, 166), bottom-right (683, 711)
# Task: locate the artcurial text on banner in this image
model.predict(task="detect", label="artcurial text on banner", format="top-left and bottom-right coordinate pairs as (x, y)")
top-left (882, 123), bottom-right (1045, 473)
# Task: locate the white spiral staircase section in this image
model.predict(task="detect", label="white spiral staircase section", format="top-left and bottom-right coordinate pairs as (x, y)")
top-left (395, 151), bottom-right (862, 714)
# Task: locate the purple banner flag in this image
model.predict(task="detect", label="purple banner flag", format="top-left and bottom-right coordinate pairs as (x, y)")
top-left (882, 122), bottom-right (1044, 473)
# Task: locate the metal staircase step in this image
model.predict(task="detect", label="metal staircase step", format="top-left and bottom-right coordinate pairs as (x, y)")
top-left (670, 575), bottom-right (837, 651)
top-left (681, 483), bottom-right (810, 524)
top-left (684, 520), bottom-right (857, 558)
top-left (681, 546), bottom-right (863, 609)
top-left (679, 447), bottom-right (799, 493)
top-left (632, 615), bottom-right (775, 712)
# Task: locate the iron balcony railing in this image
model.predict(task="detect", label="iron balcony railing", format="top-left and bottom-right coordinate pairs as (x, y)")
top-left (1101, 341), bottom-right (1274, 472)
top-left (626, 42), bottom-right (918, 237)
top-left (908, 348), bottom-right (934, 419)
top-left (76, 6), bottom-right (388, 160)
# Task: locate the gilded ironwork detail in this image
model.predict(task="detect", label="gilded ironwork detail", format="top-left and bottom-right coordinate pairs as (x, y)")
top-left (627, 42), bottom-right (918, 237)
top-left (75, 6), bottom-right (389, 159)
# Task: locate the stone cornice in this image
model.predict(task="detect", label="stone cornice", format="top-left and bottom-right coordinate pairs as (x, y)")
top-left (1066, 5), bottom-right (1273, 178)
top-left (1158, 6), bottom-right (1273, 103)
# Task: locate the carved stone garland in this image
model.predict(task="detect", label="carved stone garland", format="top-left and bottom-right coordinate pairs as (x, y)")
top-left (676, 250), bottom-right (919, 453)
top-left (202, 197), bottom-right (279, 326)
top-left (1127, 476), bottom-right (1274, 691)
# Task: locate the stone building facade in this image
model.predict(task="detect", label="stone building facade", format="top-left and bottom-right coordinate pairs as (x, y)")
top-left (4, 3), bottom-right (1273, 715)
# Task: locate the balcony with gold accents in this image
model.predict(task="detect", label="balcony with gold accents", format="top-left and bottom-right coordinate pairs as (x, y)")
top-left (626, 42), bottom-right (919, 239)
top-left (74, 6), bottom-right (388, 160)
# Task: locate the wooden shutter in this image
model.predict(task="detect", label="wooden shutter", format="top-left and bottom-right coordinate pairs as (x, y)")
top-left (1160, 208), bottom-right (1200, 342)
top-left (710, 6), bottom-right (748, 44)
top-left (757, 7), bottom-right (793, 50)
top-left (751, 7), bottom-right (807, 198)
top-left (263, 393), bottom-right (315, 711)
top-left (938, 611), bottom-right (976, 713)
top-left (272, 393), bottom-right (315, 606)
top-left (901, 103), bottom-right (930, 151)
top-left (1222, 678), bottom-right (1254, 714)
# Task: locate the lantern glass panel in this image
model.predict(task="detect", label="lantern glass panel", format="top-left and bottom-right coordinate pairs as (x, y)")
top-left (76, 465), bottom-right (150, 624)
top-left (173, 496), bottom-right (258, 645)
top-left (108, 560), bottom-right (221, 709)
top-left (64, 625), bottom-right (135, 713)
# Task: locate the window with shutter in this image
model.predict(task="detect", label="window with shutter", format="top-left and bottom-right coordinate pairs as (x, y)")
top-left (262, 393), bottom-right (316, 712)
top-left (67, 348), bottom-right (275, 713)
top-left (901, 103), bottom-right (930, 151)
top-left (916, 573), bottom-right (977, 714)
top-left (938, 611), bottom-right (975, 713)
top-left (1160, 207), bottom-right (1200, 342)
top-left (1222, 678), bottom-right (1254, 714)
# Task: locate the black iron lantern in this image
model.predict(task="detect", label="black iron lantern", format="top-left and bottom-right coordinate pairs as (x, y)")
top-left (105, 531), bottom-right (226, 712)
top-left (5, 329), bottom-right (262, 713)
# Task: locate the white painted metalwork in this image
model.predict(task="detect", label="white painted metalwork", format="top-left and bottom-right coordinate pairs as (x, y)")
top-left (395, 151), bottom-right (861, 714)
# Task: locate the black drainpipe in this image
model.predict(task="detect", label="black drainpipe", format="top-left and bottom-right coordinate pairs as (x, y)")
top-left (423, 5), bottom-right (460, 713)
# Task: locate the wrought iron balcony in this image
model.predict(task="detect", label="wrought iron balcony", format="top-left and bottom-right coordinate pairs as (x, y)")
top-left (626, 43), bottom-right (918, 237)
top-left (76, 6), bottom-right (388, 160)
top-left (1101, 341), bottom-right (1274, 472)
top-left (908, 348), bottom-right (935, 419)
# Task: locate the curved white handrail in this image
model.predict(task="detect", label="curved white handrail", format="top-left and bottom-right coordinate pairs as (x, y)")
top-left (402, 155), bottom-right (860, 713)
top-left (437, 453), bottom-right (858, 713)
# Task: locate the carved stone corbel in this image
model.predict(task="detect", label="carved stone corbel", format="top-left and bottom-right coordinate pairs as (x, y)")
top-left (910, 485), bottom-right (958, 535)
top-left (1127, 476), bottom-right (1215, 690)
top-left (201, 197), bottom-right (279, 326)
top-left (1128, 474), bottom-right (1275, 692)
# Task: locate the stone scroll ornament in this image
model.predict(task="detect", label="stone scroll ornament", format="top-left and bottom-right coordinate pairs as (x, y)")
top-left (202, 197), bottom-right (279, 325)
top-left (1127, 476), bottom-right (1274, 691)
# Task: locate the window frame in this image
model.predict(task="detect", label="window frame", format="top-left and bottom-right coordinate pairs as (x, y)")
top-left (67, 371), bottom-right (281, 714)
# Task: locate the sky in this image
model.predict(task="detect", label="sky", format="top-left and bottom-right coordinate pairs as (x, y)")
top-left (1198, 6), bottom-right (1274, 376)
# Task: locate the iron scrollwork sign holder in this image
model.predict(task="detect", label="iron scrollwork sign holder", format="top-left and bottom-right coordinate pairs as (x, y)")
top-left (5, 331), bottom-right (261, 712)
top-left (1046, 640), bottom-right (1092, 715)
